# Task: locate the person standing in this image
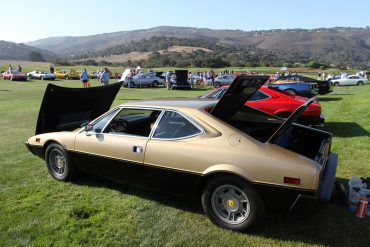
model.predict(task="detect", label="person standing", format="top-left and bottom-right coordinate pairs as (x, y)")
top-left (80, 68), bottom-right (89, 88)
top-left (165, 71), bottom-right (172, 90)
top-left (17, 64), bottom-right (22, 72)
top-left (100, 68), bottom-right (110, 86)
top-left (8, 64), bottom-right (12, 73)
top-left (50, 65), bottom-right (54, 74)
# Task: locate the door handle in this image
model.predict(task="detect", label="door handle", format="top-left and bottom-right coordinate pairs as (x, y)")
top-left (133, 146), bottom-right (143, 154)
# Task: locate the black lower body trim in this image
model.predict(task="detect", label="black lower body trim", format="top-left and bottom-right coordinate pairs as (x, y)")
top-left (69, 151), bottom-right (202, 199)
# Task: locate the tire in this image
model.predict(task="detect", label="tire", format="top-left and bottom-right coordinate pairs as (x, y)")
top-left (152, 81), bottom-right (158, 87)
top-left (201, 175), bottom-right (266, 232)
top-left (333, 82), bottom-right (340, 87)
top-left (29, 75), bottom-right (33, 79)
top-left (285, 89), bottom-right (296, 95)
top-left (65, 75), bottom-right (69, 80)
top-left (214, 82), bottom-right (221, 88)
top-left (357, 81), bottom-right (364, 86)
top-left (45, 143), bottom-right (77, 181)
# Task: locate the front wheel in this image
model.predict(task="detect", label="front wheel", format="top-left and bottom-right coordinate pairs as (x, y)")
top-left (201, 175), bottom-right (266, 232)
top-left (152, 81), bottom-right (158, 87)
top-left (214, 82), bottom-right (221, 88)
top-left (45, 143), bottom-right (77, 181)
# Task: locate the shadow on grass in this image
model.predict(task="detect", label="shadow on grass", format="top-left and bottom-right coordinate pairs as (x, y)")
top-left (0, 89), bottom-right (11, 92)
top-left (72, 175), bottom-right (368, 246)
top-left (73, 174), bottom-right (202, 214)
top-left (321, 122), bottom-right (369, 137)
top-left (318, 97), bottom-right (342, 102)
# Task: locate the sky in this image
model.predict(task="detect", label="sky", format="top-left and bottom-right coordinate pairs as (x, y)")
top-left (1, 0), bottom-right (369, 43)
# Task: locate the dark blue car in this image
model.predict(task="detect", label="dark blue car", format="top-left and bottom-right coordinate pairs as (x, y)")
top-left (270, 82), bottom-right (319, 98)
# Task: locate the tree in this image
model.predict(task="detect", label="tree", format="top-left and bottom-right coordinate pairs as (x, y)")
top-left (29, 51), bottom-right (45, 62)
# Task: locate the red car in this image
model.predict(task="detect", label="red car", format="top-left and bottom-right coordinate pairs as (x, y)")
top-left (201, 85), bottom-right (324, 126)
top-left (2, 70), bottom-right (27, 81)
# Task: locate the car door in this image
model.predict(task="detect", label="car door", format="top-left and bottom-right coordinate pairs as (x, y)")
top-left (74, 107), bottom-right (161, 184)
top-left (143, 110), bottom-right (205, 197)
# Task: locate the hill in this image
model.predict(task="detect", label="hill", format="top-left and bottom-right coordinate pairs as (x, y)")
top-left (22, 26), bottom-right (370, 68)
top-left (0, 40), bottom-right (60, 62)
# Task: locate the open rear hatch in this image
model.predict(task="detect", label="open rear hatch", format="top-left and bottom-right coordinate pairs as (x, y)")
top-left (35, 82), bottom-right (122, 134)
top-left (211, 75), bottom-right (333, 165)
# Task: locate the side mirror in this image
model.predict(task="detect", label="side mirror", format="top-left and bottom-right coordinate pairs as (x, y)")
top-left (84, 124), bottom-right (93, 132)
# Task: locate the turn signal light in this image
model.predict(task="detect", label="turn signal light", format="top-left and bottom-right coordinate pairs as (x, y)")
top-left (284, 177), bottom-right (300, 185)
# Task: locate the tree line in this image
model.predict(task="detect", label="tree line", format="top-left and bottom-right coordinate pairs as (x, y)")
top-left (73, 36), bottom-right (370, 69)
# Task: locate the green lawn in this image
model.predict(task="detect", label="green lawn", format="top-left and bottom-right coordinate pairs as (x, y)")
top-left (0, 78), bottom-right (369, 246)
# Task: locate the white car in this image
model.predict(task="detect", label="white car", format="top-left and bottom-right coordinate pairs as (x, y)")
top-left (27, 71), bottom-right (56, 80)
top-left (124, 72), bottom-right (164, 87)
top-left (331, 75), bottom-right (368, 86)
top-left (211, 74), bottom-right (236, 88)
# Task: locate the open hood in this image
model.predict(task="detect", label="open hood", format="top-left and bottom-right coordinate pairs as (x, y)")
top-left (210, 75), bottom-right (269, 121)
top-left (35, 82), bottom-right (122, 135)
top-left (175, 70), bottom-right (188, 82)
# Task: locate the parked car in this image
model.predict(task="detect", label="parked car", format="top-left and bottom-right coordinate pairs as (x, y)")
top-left (1, 70), bottom-right (27, 81)
top-left (123, 72), bottom-right (164, 87)
top-left (169, 70), bottom-right (191, 90)
top-left (273, 75), bottom-right (333, 95)
top-left (209, 74), bottom-right (236, 88)
top-left (25, 76), bottom-right (338, 232)
top-left (201, 86), bottom-right (324, 126)
top-left (27, 71), bottom-right (56, 80)
top-left (54, 69), bottom-right (80, 80)
top-left (330, 75), bottom-right (368, 86)
top-left (270, 81), bottom-right (319, 98)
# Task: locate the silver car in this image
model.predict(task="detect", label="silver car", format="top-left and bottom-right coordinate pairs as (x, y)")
top-left (331, 75), bottom-right (368, 86)
top-left (124, 73), bottom-right (164, 87)
top-left (211, 74), bottom-right (236, 88)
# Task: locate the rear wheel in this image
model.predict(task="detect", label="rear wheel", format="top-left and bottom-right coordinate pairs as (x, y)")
top-left (333, 82), bottom-right (340, 87)
top-left (45, 143), bottom-right (77, 181)
top-left (201, 175), bottom-right (266, 232)
top-left (152, 81), bottom-right (158, 87)
top-left (357, 81), bottom-right (364, 86)
top-left (285, 89), bottom-right (296, 95)
top-left (214, 82), bottom-right (221, 88)
top-left (29, 74), bottom-right (33, 79)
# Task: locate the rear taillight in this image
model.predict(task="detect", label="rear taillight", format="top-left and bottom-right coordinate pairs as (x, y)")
top-left (284, 177), bottom-right (301, 185)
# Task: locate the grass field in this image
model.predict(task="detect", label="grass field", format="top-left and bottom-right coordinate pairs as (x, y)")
top-left (0, 78), bottom-right (369, 246)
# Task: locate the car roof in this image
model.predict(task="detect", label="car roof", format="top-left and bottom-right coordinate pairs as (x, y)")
top-left (121, 99), bottom-right (217, 110)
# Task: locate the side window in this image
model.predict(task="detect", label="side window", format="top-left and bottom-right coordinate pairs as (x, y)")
top-left (249, 90), bottom-right (270, 101)
top-left (91, 108), bottom-right (120, 132)
top-left (104, 108), bottom-right (161, 137)
top-left (153, 111), bottom-right (202, 139)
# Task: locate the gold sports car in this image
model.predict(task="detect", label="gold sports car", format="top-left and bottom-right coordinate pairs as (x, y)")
top-left (25, 76), bottom-right (338, 232)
